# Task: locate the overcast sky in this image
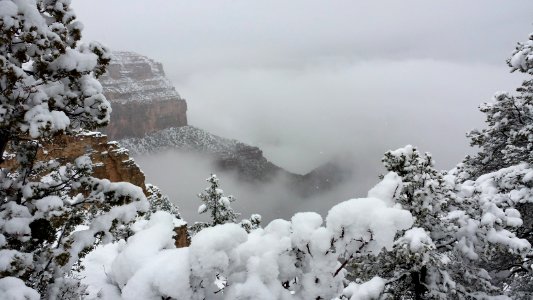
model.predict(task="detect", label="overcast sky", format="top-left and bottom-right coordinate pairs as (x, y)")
top-left (73, 0), bottom-right (532, 175)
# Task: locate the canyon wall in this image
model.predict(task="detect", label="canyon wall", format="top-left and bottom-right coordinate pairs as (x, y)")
top-left (100, 51), bottom-right (188, 140)
top-left (3, 132), bottom-right (146, 193)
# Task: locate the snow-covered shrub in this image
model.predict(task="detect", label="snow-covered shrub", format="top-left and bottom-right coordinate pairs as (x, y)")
top-left (240, 213), bottom-right (261, 233)
top-left (82, 174), bottom-right (414, 300)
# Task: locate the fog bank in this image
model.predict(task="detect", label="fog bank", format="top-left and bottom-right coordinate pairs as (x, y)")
top-left (182, 59), bottom-right (524, 173)
top-left (135, 151), bottom-right (366, 223)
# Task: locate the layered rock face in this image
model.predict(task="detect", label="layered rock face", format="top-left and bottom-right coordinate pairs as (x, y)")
top-left (100, 52), bottom-right (187, 140)
top-left (3, 132), bottom-right (146, 192)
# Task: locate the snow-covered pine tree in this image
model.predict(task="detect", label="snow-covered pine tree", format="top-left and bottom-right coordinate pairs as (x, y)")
top-left (460, 32), bottom-right (533, 299)
top-left (375, 146), bottom-right (455, 299)
top-left (145, 183), bottom-right (181, 219)
top-left (351, 145), bottom-right (530, 299)
top-left (198, 174), bottom-right (238, 223)
top-left (0, 1), bottom-right (148, 298)
top-left (190, 174), bottom-right (261, 235)
top-left (0, 0), bottom-right (111, 155)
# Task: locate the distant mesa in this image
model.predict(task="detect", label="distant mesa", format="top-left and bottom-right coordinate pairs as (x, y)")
top-left (100, 51), bottom-right (188, 140)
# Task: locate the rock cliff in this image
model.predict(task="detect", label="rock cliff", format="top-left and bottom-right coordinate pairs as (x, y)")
top-left (100, 52), bottom-right (188, 139)
top-left (3, 132), bottom-right (147, 192)
top-left (2, 133), bottom-right (191, 246)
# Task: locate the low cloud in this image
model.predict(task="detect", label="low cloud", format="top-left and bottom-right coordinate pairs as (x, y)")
top-left (136, 59), bottom-right (525, 224)
top-left (135, 150), bottom-right (366, 223)
top-left (181, 59), bottom-right (524, 174)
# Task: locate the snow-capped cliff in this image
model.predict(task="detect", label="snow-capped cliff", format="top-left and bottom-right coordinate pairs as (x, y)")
top-left (100, 52), bottom-right (188, 139)
top-left (101, 51), bottom-right (182, 104)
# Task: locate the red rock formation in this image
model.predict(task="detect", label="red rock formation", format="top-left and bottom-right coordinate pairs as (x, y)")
top-left (99, 52), bottom-right (188, 140)
top-left (2, 133), bottom-right (192, 245)
top-left (174, 226), bottom-right (190, 248)
top-left (2, 132), bottom-right (146, 193)
top-left (105, 99), bottom-right (187, 139)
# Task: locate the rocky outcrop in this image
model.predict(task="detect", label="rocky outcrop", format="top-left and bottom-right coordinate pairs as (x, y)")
top-left (100, 52), bottom-right (187, 140)
top-left (3, 132), bottom-right (146, 193)
top-left (105, 100), bottom-right (187, 139)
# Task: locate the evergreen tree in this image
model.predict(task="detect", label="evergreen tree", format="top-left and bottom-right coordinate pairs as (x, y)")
top-left (460, 32), bottom-right (533, 299)
top-left (0, 0), bottom-right (110, 157)
top-left (198, 174), bottom-right (239, 225)
top-left (351, 145), bottom-right (529, 299)
top-left (0, 1), bottom-right (148, 298)
top-left (145, 183), bottom-right (181, 219)
top-left (190, 174), bottom-right (239, 234)
top-left (190, 174), bottom-right (261, 235)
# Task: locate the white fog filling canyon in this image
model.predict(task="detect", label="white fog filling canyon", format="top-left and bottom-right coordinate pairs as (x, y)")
top-left (133, 60), bottom-right (525, 223)
top-left (134, 150), bottom-right (361, 223)
top-left (72, 0), bottom-right (531, 224)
